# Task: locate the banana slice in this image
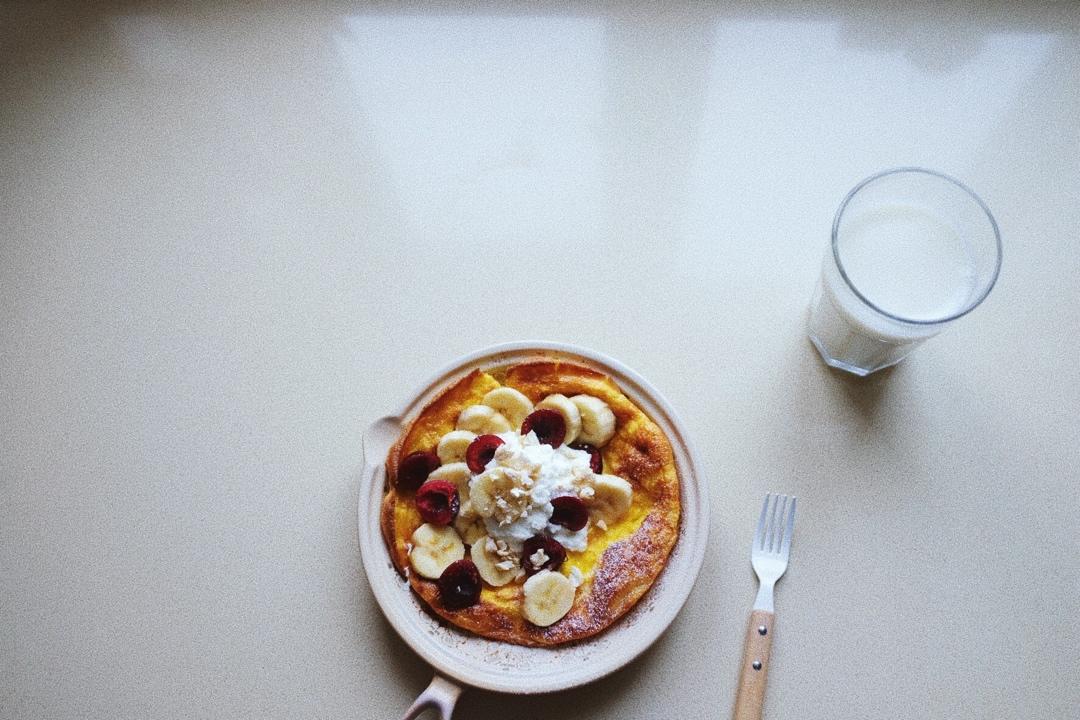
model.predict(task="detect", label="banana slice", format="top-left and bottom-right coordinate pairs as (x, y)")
top-left (469, 535), bottom-right (518, 587)
top-left (409, 523), bottom-right (465, 580)
top-left (428, 462), bottom-right (471, 504)
top-left (481, 387), bottom-right (534, 428)
top-left (522, 570), bottom-right (575, 626)
top-left (536, 394), bottom-right (582, 445)
top-left (437, 430), bottom-right (476, 465)
top-left (453, 504), bottom-right (487, 545)
top-left (570, 395), bottom-right (616, 446)
top-left (469, 473), bottom-right (496, 518)
top-left (589, 474), bottom-right (633, 525)
top-left (469, 468), bottom-right (527, 521)
top-left (456, 405), bottom-right (512, 435)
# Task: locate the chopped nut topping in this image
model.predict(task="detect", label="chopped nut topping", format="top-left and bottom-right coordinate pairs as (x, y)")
top-left (529, 548), bottom-right (550, 568)
top-left (495, 560), bottom-right (516, 571)
top-left (596, 519), bottom-right (608, 531)
top-left (495, 549), bottom-right (514, 562)
top-left (482, 467), bottom-right (532, 525)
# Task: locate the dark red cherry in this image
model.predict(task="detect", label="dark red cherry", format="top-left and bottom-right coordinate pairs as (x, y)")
top-left (569, 442), bottom-right (602, 473)
top-left (550, 495), bottom-right (589, 531)
top-left (397, 450), bottom-right (440, 491)
top-left (415, 480), bottom-right (459, 525)
top-left (465, 434), bottom-right (505, 473)
top-left (521, 409), bottom-right (566, 448)
top-left (521, 535), bottom-right (567, 576)
top-left (438, 559), bottom-right (482, 610)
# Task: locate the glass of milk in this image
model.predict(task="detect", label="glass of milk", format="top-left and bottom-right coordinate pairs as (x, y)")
top-left (808, 168), bottom-right (1002, 376)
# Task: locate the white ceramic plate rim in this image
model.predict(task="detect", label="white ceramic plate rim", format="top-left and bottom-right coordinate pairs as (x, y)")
top-left (357, 341), bottom-right (709, 694)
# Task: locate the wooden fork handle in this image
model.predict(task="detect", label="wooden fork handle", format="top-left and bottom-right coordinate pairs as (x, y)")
top-left (732, 609), bottom-right (775, 720)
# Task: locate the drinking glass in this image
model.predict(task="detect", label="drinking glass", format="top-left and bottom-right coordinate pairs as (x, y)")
top-left (808, 168), bottom-right (1002, 376)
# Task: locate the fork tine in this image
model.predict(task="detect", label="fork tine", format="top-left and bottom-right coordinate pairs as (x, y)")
top-left (771, 495), bottom-right (789, 552)
top-left (767, 494), bottom-right (783, 552)
top-left (781, 496), bottom-right (797, 557)
top-left (754, 493), bottom-right (771, 550)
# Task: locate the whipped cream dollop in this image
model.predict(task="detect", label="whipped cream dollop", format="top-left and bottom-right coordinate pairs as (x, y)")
top-left (471, 431), bottom-right (594, 552)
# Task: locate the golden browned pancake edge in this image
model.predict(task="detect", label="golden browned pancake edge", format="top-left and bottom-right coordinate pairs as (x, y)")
top-left (381, 361), bottom-right (681, 646)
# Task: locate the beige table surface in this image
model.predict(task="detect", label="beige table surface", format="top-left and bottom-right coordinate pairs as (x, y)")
top-left (3, 2), bottom-right (1079, 718)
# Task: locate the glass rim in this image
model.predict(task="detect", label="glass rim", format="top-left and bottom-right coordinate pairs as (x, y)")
top-left (831, 166), bottom-right (1003, 326)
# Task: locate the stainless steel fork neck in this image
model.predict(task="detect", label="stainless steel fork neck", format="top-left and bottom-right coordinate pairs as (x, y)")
top-left (753, 578), bottom-right (776, 613)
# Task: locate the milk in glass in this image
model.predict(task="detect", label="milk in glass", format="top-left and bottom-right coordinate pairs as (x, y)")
top-left (808, 204), bottom-right (979, 375)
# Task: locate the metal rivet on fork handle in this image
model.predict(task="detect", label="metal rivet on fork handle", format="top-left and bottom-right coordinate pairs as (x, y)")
top-left (758, 625), bottom-right (767, 635)
top-left (752, 661), bottom-right (762, 671)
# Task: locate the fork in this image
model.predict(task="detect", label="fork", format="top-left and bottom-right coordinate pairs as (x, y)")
top-left (733, 493), bottom-right (797, 720)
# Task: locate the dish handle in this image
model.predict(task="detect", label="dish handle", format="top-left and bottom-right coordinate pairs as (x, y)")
top-left (400, 674), bottom-right (463, 720)
top-left (361, 416), bottom-right (402, 468)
